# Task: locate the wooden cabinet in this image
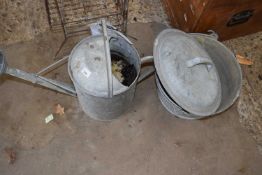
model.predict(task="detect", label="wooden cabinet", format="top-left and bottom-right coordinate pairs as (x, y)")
top-left (162, 0), bottom-right (262, 40)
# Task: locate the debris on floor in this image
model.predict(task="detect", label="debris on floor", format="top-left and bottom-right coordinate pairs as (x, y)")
top-left (54, 104), bottom-right (65, 116)
top-left (45, 114), bottom-right (54, 124)
top-left (236, 54), bottom-right (253, 65)
top-left (44, 104), bottom-right (65, 124)
top-left (3, 147), bottom-right (16, 164)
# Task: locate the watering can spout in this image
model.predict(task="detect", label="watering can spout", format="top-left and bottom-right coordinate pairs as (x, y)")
top-left (0, 50), bottom-right (77, 97)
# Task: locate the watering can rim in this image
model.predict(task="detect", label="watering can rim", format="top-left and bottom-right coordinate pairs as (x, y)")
top-left (67, 34), bottom-right (142, 98)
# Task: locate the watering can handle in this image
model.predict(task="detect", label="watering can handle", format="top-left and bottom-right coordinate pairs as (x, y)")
top-left (102, 19), bottom-right (113, 98)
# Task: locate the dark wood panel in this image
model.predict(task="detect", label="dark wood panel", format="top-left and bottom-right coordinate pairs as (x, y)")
top-left (162, 0), bottom-right (262, 40)
top-left (208, 0), bottom-right (261, 8)
top-left (195, 1), bottom-right (262, 40)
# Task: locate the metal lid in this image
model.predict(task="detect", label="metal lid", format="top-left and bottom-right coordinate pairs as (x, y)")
top-left (69, 35), bottom-right (128, 98)
top-left (153, 29), bottom-right (221, 116)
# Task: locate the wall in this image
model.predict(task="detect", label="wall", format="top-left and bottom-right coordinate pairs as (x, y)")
top-left (0, 0), bottom-right (49, 45)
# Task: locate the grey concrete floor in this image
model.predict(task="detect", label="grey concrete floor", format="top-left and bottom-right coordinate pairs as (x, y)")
top-left (224, 34), bottom-right (262, 153)
top-left (0, 23), bottom-right (262, 175)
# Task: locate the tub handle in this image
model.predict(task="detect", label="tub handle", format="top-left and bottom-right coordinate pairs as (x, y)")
top-left (207, 30), bottom-right (219, 40)
top-left (190, 30), bottom-right (219, 40)
top-left (186, 57), bottom-right (213, 71)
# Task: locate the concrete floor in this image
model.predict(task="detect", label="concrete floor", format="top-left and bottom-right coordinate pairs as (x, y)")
top-left (224, 34), bottom-right (262, 153)
top-left (0, 23), bottom-right (262, 175)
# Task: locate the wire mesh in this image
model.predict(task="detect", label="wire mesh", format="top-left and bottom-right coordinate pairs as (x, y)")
top-left (46, 0), bottom-right (128, 37)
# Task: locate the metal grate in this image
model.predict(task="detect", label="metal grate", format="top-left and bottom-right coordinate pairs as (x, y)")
top-left (45, 0), bottom-right (129, 37)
